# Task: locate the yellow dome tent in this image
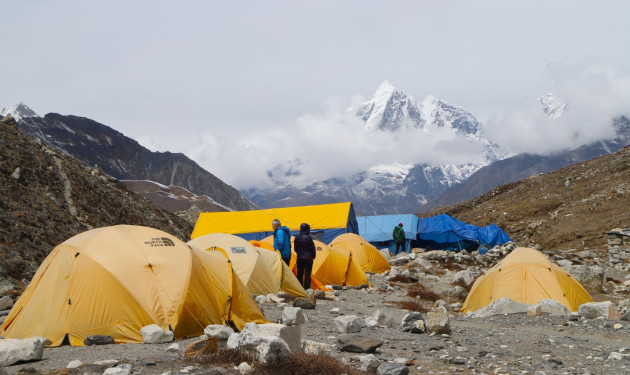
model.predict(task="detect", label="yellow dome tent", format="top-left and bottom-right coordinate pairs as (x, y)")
top-left (188, 233), bottom-right (307, 298)
top-left (461, 247), bottom-right (593, 313)
top-left (261, 236), bottom-right (368, 287)
top-left (328, 233), bottom-right (391, 274)
top-left (0, 225), bottom-right (266, 346)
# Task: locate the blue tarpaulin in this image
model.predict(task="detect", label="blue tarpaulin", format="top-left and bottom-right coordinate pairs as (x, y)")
top-left (417, 214), bottom-right (512, 251)
top-left (357, 214), bottom-right (419, 254)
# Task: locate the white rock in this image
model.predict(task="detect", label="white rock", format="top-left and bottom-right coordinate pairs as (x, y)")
top-left (334, 315), bottom-right (363, 334)
top-left (103, 368), bottom-right (131, 375)
top-left (608, 352), bottom-right (624, 360)
top-left (330, 307), bottom-right (341, 314)
top-left (0, 336), bottom-right (52, 367)
top-left (256, 323), bottom-right (302, 352)
top-left (255, 295), bottom-right (267, 305)
top-left (237, 362), bottom-right (254, 374)
top-left (470, 298), bottom-right (529, 318)
top-left (204, 324), bottom-right (235, 346)
top-left (282, 307), bottom-right (306, 326)
top-left (357, 354), bottom-right (381, 374)
top-left (538, 299), bottom-right (570, 316)
top-left (365, 310), bottom-right (389, 327)
top-left (140, 324), bottom-right (174, 344)
top-left (67, 360), bottom-right (83, 369)
top-left (302, 340), bottom-right (333, 355)
top-left (425, 306), bottom-right (450, 334)
top-left (527, 304), bottom-right (542, 316)
top-left (165, 343), bottom-right (180, 353)
top-left (94, 360), bottom-right (118, 366)
top-left (0, 296), bottom-right (13, 310)
top-left (578, 301), bottom-right (621, 320)
top-left (452, 268), bottom-right (480, 288)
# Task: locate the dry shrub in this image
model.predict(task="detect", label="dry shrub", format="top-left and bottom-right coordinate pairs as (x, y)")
top-left (407, 284), bottom-right (441, 302)
top-left (193, 347), bottom-right (257, 367)
top-left (388, 274), bottom-right (413, 283)
top-left (391, 300), bottom-right (429, 313)
top-left (194, 348), bottom-right (362, 375)
top-left (434, 268), bottom-right (446, 276)
top-left (443, 258), bottom-right (466, 271)
top-left (262, 351), bottom-right (363, 375)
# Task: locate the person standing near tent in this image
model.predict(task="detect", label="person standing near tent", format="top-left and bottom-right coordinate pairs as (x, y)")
top-left (393, 222), bottom-right (406, 255)
top-left (272, 219), bottom-right (292, 265)
top-left (293, 222), bottom-right (316, 290)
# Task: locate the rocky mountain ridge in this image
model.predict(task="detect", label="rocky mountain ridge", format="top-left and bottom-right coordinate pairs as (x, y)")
top-left (0, 116), bottom-right (193, 292)
top-left (1, 104), bottom-right (256, 214)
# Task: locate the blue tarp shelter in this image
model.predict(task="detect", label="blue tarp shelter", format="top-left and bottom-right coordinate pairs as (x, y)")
top-left (356, 214), bottom-right (419, 254)
top-left (417, 214), bottom-right (512, 252)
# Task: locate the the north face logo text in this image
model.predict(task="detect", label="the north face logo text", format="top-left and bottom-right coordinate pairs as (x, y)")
top-left (144, 237), bottom-right (175, 247)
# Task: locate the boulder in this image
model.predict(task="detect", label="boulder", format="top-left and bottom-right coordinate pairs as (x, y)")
top-left (334, 315), bottom-right (363, 334)
top-left (377, 363), bottom-right (410, 375)
top-left (238, 362), bottom-right (254, 375)
top-left (83, 335), bottom-right (115, 346)
top-left (140, 324), bottom-right (174, 344)
top-left (166, 343), bottom-right (180, 353)
top-left (578, 301), bottom-right (621, 320)
top-left (470, 297), bottom-right (529, 318)
top-left (563, 265), bottom-right (604, 291)
top-left (256, 323), bottom-right (302, 352)
top-left (538, 299), bottom-right (571, 316)
top-left (411, 257), bottom-right (435, 274)
top-left (227, 323), bottom-right (291, 363)
top-left (0, 296), bottom-right (13, 311)
top-left (0, 336), bottom-right (52, 366)
top-left (293, 297), bottom-right (316, 309)
top-left (204, 325), bottom-right (235, 347)
top-left (527, 304), bottom-right (542, 316)
top-left (337, 334), bottom-right (384, 353)
top-left (425, 306), bottom-right (450, 334)
top-left (365, 310), bottom-right (392, 328)
top-left (301, 340), bottom-right (333, 355)
top-left (452, 268), bottom-right (480, 288)
top-left (311, 290), bottom-right (326, 300)
top-left (103, 368), bottom-right (131, 375)
top-left (282, 307), bottom-right (306, 326)
top-left (400, 312), bottom-right (424, 332)
top-left (356, 354), bottom-right (380, 374)
top-left (66, 360), bottom-right (83, 369)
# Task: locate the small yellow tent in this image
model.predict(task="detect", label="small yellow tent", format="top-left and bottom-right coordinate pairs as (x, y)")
top-left (261, 236), bottom-right (368, 287)
top-left (0, 225), bottom-right (266, 346)
top-left (461, 247), bottom-right (593, 313)
top-left (329, 233), bottom-right (391, 274)
top-left (188, 233), bottom-right (307, 298)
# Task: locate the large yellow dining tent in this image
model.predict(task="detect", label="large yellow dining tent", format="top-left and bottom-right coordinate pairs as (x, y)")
top-left (461, 247), bottom-right (593, 313)
top-left (188, 233), bottom-right (307, 298)
top-left (191, 202), bottom-right (359, 244)
top-left (0, 225), bottom-right (266, 346)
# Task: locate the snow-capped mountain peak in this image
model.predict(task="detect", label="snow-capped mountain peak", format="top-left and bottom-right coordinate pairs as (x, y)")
top-left (0, 102), bottom-right (38, 121)
top-left (357, 80), bottom-right (423, 131)
top-left (538, 93), bottom-right (568, 119)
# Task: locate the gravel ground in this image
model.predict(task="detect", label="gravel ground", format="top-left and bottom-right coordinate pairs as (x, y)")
top-left (4, 270), bottom-right (629, 375)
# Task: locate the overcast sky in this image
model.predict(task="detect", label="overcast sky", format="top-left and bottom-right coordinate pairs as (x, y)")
top-left (2, 1), bottom-right (629, 189)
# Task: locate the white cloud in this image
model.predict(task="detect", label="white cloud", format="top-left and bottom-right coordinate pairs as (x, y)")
top-left (484, 61), bottom-right (630, 155)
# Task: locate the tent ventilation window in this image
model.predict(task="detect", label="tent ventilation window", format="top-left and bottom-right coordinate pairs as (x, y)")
top-left (68, 299), bottom-right (72, 305)
top-left (74, 252), bottom-right (80, 258)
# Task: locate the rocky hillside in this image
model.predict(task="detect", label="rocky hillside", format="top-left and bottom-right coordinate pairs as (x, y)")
top-left (422, 144), bottom-right (630, 252)
top-left (0, 116), bottom-right (193, 292)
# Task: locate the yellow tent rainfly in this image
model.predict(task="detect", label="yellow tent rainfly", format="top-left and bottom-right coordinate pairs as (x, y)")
top-left (0, 225), bottom-right (266, 346)
top-left (461, 247), bottom-right (593, 313)
top-left (188, 233), bottom-right (307, 298)
top-left (191, 202), bottom-right (359, 244)
top-left (328, 233), bottom-right (391, 274)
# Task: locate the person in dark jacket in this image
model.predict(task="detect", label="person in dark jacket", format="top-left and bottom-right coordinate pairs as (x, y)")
top-left (293, 222), bottom-right (316, 290)
top-left (272, 219), bottom-right (292, 265)
top-left (392, 222), bottom-right (406, 255)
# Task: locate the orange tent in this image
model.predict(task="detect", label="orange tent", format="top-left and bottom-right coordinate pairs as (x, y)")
top-left (329, 233), bottom-right (391, 274)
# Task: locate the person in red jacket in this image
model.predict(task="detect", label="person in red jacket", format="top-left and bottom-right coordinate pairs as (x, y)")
top-left (293, 223), bottom-right (316, 290)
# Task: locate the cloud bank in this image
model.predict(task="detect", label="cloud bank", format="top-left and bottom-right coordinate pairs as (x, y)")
top-left (484, 61), bottom-right (630, 155)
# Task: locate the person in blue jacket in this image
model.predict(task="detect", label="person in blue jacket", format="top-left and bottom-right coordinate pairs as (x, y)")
top-left (272, 219), bottom-right (292, 265)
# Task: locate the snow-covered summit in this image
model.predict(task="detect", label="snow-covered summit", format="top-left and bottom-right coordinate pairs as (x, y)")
top-left (356, 80), bottom-right (423, 131)
top-left (538, 93), bottom-right (568, 119)
top-left (419, 95), bottom-right (482, 136)
top-left (0, 102), bottom-right (38, 121)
